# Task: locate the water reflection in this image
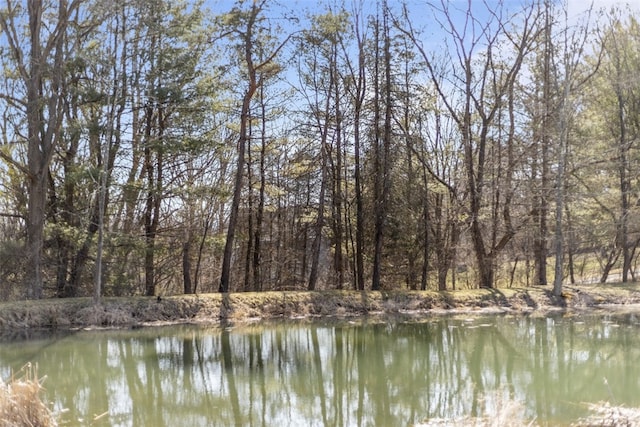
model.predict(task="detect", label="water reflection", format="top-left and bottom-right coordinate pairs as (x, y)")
top-left (1, 314), bottom-right (640, 426)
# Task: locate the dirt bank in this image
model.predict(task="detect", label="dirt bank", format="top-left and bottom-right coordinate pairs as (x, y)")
top-left (2, 283), bottom-right (640, 331)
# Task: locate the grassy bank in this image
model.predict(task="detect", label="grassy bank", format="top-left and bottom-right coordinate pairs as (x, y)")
top-left (2, 283), bottom-right (640, 331)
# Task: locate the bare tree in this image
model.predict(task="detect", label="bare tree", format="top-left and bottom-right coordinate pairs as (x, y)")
top-left (551, 2), bottom-right (599, 296)
top-left (339, 1), bottom-right (368, 291)
top-left (399, 0), bottom-right (541, 288)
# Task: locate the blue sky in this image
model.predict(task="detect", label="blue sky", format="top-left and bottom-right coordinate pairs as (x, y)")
top-left (203, 0), bottom-right (640, 38)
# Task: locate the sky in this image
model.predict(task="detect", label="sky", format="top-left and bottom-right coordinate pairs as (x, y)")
top-left (567, 0), bottom-right (640, 27)
top-left (201, 0), bottom-right (640, 93)
top-left (569, 0), bottom-right (640, 15)
top-left (206, 0), bottom-right (640, 14)
top-left (204, 0), bottom-right (640, 34)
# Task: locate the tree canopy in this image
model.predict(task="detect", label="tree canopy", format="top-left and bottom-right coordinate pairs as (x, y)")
top-left (0, 0), bottom-right (639, 299)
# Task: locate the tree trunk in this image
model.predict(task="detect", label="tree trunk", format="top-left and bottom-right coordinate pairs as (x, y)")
top-left (22, 0), bottom-right (73, 298)
top-left (534, 0), bottom-right (552, 287)
top-left (332, 63), bottom-right (344, 290)
top-left (553, 100), bottom-right (569, 297)
top-left (308, 150), bottom-right (327, 291)
top-left (25, 0), bottom-right (46, 299)
top-left (26, 175), bottom-right (46, 299)
top-left (193, 214), bottom-right (211, 294)
top-left (253, 87), bottom-right (268, 292)
top-left (372, 5), bottom-right (392, 291)
top-left (183, 239), bottom-right (192, 294)
top-left (422, 200), bottom-right (430, 291)
top-left (349, 11), bottom-right (366, 292)
top-left (220, 76), bottom-right (255, 293)
top-left (143, 99), bottom-right (163, 297)
top-left (616, 85), bottom-right (631, 282)
top-left (243, 133), bottom-right (254, 292)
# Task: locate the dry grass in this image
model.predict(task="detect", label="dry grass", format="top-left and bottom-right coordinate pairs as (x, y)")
top-left (0, 363), bottom-right (57, 427)
top-left (573, 402), bottom-right (640, 426)
top-left (2, 284), bottom-right (640, 332)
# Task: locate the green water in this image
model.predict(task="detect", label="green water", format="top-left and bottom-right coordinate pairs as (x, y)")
top-left (1, 313), bottom-right (640, 426)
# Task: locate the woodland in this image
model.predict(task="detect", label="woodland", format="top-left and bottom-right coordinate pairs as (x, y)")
top-left (0, 0), bottom-right (638, 301)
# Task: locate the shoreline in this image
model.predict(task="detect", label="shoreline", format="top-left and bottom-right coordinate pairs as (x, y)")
top-left (2, 283), bottom-right (640, 333)
top-left (4, 284), bottom-right (640, 427)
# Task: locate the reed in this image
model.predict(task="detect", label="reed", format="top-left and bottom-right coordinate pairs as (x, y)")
top-left (0, 363), bottom-right (57, 427)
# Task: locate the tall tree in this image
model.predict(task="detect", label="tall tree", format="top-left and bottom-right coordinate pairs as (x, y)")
top-left (0, 0), bottom-right (81, 298)
top-left (297, 8), bottom-right (351, 290)
top-left (371, 1), bottom-right (393, 291)
top-left (218, 0), bottom-right (290, 293)
top-left (551, 2), bottom-right (598, 296)
top-left (531, 0), bottom-right (553, 287)
top-left (63, 1), bottom-right (125, 299)
top-left (341, 3), bottom-right (368, 291)
top-left (134, 0), bottom-right (210, 296)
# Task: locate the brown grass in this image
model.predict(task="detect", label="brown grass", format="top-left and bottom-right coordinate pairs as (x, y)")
top-left (573, 402), bottom-right (640, 426)
top-left (0, 363), bottom-right (57, 427)
top-left (2, 283), bottom-right (640, 332)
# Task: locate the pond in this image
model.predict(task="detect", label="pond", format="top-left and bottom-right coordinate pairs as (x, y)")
top-left (1, 312), bottom-right (640, 426)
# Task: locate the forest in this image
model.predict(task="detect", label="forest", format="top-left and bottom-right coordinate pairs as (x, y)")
top-left (0, 0), bottom-right (638, 300)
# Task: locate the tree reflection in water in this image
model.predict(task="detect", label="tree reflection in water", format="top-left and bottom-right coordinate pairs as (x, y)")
top-left (2, 314), bottom-right (640, 426)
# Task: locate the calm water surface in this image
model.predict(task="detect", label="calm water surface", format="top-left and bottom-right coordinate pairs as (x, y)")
top-left (1, 313), bottom-right (640, 426)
